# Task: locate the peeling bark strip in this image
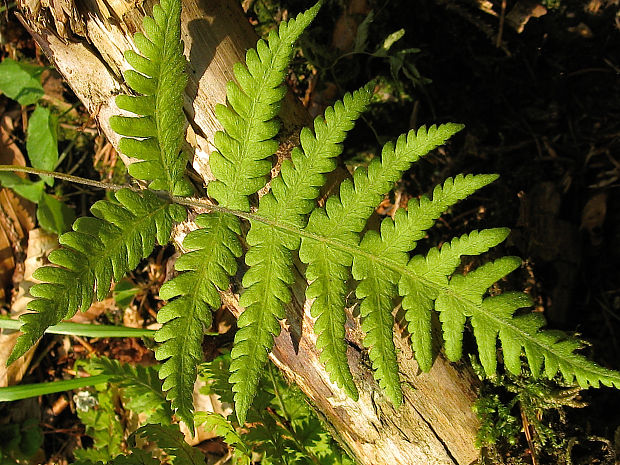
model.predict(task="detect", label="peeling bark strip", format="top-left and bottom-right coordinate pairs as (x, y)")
top-left (16, 1), bottom-right (480, 463)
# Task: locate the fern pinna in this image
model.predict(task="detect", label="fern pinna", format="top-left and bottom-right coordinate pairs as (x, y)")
top-left (7, 0), bottom-right (620, 431)
top-left (7, 0), bottom-right (189, 366)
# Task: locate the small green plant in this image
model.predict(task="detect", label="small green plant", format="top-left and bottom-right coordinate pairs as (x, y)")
top-left (198, 353), bottom-right (354, 465)
top-left (1, 0), bottom-right (619, 455)
top-left (473, 358), bottom-right (585, 462)
top-left (0, 58), bottom-right (76, 235)
top-left (0, 418), bottom-right (43, 464)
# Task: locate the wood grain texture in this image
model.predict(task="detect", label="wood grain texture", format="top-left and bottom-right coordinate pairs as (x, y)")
top-left (16, 1), bottom-right (480, 463)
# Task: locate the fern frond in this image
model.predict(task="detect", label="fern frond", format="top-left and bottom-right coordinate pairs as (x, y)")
top-left (298, 123), bottom-right (463, 399)
top-left (87, 357), bottom-right (172, 425)
top-left (109, 0), bottom-right (192, 196)
top-left (231, 86), bottom-right (372, 423)
top-left (195, 411), bottom-right (251, 461)
top-left (134, 425), bottom-right (204, 465)
top-left (207, 1), bottom-right (322, 211)
top-left (8, 189), bottom-right (185, 364)
top-left (352, 174), bottom-right (497, 401)
top-left (155, 212), bottom-right (241, 430)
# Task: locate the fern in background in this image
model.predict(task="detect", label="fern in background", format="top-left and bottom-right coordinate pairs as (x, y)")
top-left (72, 358), bottom-right (201, 465)
top-left (199, 354), bottom-right (354, 465)
top-left (86, 357), bottom-right (173, 426)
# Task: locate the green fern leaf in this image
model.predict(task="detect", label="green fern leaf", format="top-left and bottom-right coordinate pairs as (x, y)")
top-left (470, 285), bottom-right (620, 388)
top-left (8, 189), bottom-right (185, 364)
top-left (195, 411), bottom-right (251, 461)
top-left (109, 0), bottom-right (192, 196)
top-left (134, 425), bottom-right (204, 465)
top-left (399, 226), bottom-right (509, 371)
top-left (353, 174), bottom-right (497, 401)
top-left (207, 1), bottom-right (322, 211)
top-left (87, 357), bottom-right (172, 425)
top-left (155, 212), bottom-right (241, 430)
top-left (231, 86), bottom-right (372, 423)
top-left (298, 123), bottom-right (463, 399)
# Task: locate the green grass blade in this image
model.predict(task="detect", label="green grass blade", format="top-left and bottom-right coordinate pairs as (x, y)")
top-left (0, 374), bottom-right (112, 401)
top-left (0, 317), bottom-right (155, 338)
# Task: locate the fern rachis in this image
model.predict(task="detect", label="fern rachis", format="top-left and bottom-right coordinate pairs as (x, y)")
top-left (5, 0), bottom-right (620, 435)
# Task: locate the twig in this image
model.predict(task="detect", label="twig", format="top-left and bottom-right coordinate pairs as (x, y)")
top-left (520, 403), bottom-right (539, 465)
top-left (496, 0), bottom-right (506, 48)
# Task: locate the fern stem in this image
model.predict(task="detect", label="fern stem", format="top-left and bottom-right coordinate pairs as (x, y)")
top-left (0, 165), bottom-right (128, 191)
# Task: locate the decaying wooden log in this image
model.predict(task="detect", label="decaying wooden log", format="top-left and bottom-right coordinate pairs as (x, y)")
top-left (15, 1), bottom-right (481, 463)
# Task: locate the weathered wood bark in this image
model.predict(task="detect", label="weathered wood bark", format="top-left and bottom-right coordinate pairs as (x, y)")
top-left (16, 1), bottom-right (481, 463)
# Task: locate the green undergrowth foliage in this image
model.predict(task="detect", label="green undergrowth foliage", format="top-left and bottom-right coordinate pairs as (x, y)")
top-left (0, 58), bottom-right (77, 236)
top-left (65, 355), bottom-right (351, 465)
top-left (198, 353), bottom-right (354, 465)
top-left (472, 359), bottom-right (586, 464)
top-left (5, 0), bottom-right (620, 443)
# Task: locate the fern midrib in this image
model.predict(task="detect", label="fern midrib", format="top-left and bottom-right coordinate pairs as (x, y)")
top-left (251, 239), bottom-right (281, 341)
top-left (235, 241), bottom-right (281, 399)
top-left (182, 201), bottom-right (618, 381)
top-left (363, 273), bottom-right (396, 361)
top-left (173, 279), bottom-right (200, 413)
top-left (167, 216), bottom-right (231, 410)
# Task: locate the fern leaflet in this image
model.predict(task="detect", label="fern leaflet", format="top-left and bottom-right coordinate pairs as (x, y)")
top-left (87, 357), bottom-right (173, 425)
top-left (207, 1), bottom-right (321, 211)
top-left (232, 86), bottom-right (373, 423)
top-left (109, 0), bottom-right (192, 196)
top-left (134, 425), bottom-right (204, 465)
top-left (155, 212), bottom-right (241, 431)
top-left (9, 190), bottom-right (185, 364)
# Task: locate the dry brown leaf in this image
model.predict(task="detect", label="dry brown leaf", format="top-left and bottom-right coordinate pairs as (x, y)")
top-left (0, 115), bottom-right (37, 300)
top-left (331, 0), bottom-right (370, 52)
top-left (581, 192), bottom-right (607, 245)
top-left (506, 0), bottom-right (547, 33)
